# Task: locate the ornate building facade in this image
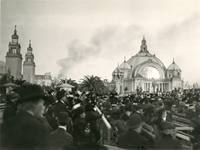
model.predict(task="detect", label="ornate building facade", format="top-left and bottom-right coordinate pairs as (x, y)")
top-left (111, 37), bottom-right (183, 94)
top-left (3, 26), bottom-right (52, 85)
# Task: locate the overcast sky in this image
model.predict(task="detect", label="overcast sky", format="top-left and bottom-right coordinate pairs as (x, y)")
top-left (1, 0), bottom-right (200, 85)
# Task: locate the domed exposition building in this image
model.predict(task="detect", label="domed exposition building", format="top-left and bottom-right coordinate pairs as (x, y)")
top-left (111, 37), bottom-right (183, 94)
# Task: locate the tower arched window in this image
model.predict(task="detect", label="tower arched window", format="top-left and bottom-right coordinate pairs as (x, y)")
top-left (13, 48), bottom-right (16, 54)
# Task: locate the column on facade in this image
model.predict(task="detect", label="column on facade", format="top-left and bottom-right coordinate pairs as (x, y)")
top-left (163, 83), bottom-right (164, 92)
top-left (163, 83), bottom-right (165, 92)
top-left (149, 83), bottom-right (150, 92)
top-left (132, 80), bottom-right (133, 92)
top-left (146, 83), bottom-right (148, 92)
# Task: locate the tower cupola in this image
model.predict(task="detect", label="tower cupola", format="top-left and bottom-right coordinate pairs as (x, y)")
top-left (11, 25), bottom-right (19, 43)
top-left (139, 36), bottom-right (148, 53)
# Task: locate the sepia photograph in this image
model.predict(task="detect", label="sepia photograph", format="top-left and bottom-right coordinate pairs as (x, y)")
top-left (0, 0), bottom-right (200, 149)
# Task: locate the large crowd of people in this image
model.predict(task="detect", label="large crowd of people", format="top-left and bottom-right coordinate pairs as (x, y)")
top-left (0, 84), bottom-right (200, 150)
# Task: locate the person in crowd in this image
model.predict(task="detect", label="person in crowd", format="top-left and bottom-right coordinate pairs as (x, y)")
top-left (45, 102), bottom-right (59, 130)
top-left (73, 106), bottom-right (91, 146)
top-left (37, 114), bottom-right (53, 132)
top-left (85, 103), bottom-right (102, 143)
top-left (3, 92), bottom-right (18, 121)
top-left (54, 90), bottom-right (71, 118)
top-left (122, 104), bottom-right (134, 122)
top-left (185, 104), bottom-right (196, 120)
top-left (165, 100), bottom-right (173, 122)
top-left (102, 102), bottom-right (112, 121)
top-left (1, 84), bottom-right (49, 150)
top-left (49, 112), bottom-right (73, 150)
top-left (151, 107), bottom-right (167, 140)
top-left (190, 107), bottom-right (200, 149)
top-left (154, 121), bottom-right (182, 149)
top-left (118, 114), bottom-right (150, 149)
top-left (79, 91), bottom-right (86, 106)
top-left (143, 106), bottom-right (155, 126)
top-left (111, 109), bottom-right (127, 135)
top-left (134, 104), bottom-right (144, 121)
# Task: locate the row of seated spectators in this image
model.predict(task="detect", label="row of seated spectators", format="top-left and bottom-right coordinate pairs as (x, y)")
top-left (97, 90), bottom-right (200, 149)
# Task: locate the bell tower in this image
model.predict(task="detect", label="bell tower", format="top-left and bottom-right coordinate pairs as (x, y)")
top-left (23, 40), bottom-right (35, 83)
top-left (6, 25), bottom-right (23, 80)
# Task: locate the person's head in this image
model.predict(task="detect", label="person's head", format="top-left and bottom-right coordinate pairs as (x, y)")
top-left (85, 103), bottom-right (95, 111)
top-left (156, 107), bottom-right (167, 121)
top-left (6, 92), bottom-right (19, 103)
top-left (17, 84), bottom-right (47, 117)
top-left (160, 121), bottom-right (176, 138)
top-left (112, 109), bottom-right (121, 120)
top-left (126, 115), bottom-right (143, 133)
top-left (124, 104), bottom-right (134, 116)
top-left (75, 106), bottom-right (86, 119)
top-left (135, 104), bottom-right (143, 114)
top-left (57, 112), bottom-right (70, 126)
top-left (105, 102), bottom-right (112, 110)
top-left (56, 90), bottom-right (67, 102)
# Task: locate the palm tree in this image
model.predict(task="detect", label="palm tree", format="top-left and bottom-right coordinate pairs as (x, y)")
top-left (80, 75), bottom-right (106, 94)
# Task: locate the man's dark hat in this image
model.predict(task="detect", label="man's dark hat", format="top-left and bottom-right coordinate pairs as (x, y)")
top-left (112, 109), bottom-right (121, 115)
top-left (160, 121), bottom-right (175, 131)
top-left (18, 84), bottom-right (47, 103)
top-left (126, 114), bottom-right (143, 129)
top-left (124, 105), bottom-right (133, 112)
top-left (56, 90), bottom-right (66, 100)
top-left (85, 103), bottom-right (94, 111)
top-left (6, 93), bottom-right (19, 101)
top-left (75, 106), bottom-right (85, 116)
top-left (58, 112), bottom-right (70, 124)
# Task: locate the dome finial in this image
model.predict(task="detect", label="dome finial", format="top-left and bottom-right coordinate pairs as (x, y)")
top-left (14, 25), bottom-right (17, 34)
top-left (173, 58), bottom-right (175, 64)
top-left (124, 56), bottom-right (126, 62)
top-left (29, 40), bottom-right (32, 48)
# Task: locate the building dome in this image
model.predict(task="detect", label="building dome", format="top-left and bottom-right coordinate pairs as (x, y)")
top-left (125, 37), bottom-right (167, 79)
top-left (113, 67), bottom-right (124, 74)
top-left (11, 25), bottom-right (19, 39)
top-left (12, 34), bottom-right (19, 39)
top-left (119, 57), bottom-right (131, 69)
top-left (127, 53), bottom-right (166, 71)
top-left (167, 60), bottom-right (181, 71)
